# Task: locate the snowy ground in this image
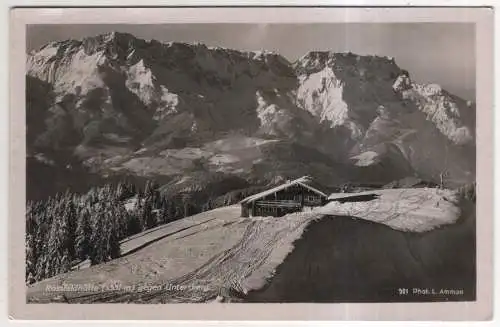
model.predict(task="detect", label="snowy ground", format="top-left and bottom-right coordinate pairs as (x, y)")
top-left (27, 188), bottom-right (461, 303)
top-left (27, 205), bottom-right (321, 303)
top-left (318, 188), bottom-right (461, 232)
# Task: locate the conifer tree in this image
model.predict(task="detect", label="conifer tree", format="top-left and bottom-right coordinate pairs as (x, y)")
top-left (26, 201), bottom-right (37, 236)
top-left (142, 196), bottom-right (155, 230)
top-left (114, 200), bottom-right (130, 239)
top-left (43, 200), bottom-right (72, 278)
top-left (34, 210), bottom-right (50, 281)
top-left (26, 178), bottom-right (174, 283)
top-left (75, 207), bottom-right (91, 261)
top-left (59, 248), bottom-right (72, 275)
top-left (25, 234), bottom-right (36, 284)
top-left (135, 190), bottom-right (144, 227)
top-left (126, 211), bottom-right (142, 236)
top-left (106, 206), bottom-right (121, 260)
top-left (62, 195), bottom-right (77, 260)
top-left (115, 181), bottom-right (126, 200)
top-left (89, 203), bottom-right (105, 265)
top-left (182, 196), bottom-right (191, 218)
top-left (158, 198), bottom-right (169, 224)
top-left (166, 198), bottom-right (176, 222)
top-left (144, 180), bottom-right (161, 208)
top-left (102, 200), bottom-right (121, 260)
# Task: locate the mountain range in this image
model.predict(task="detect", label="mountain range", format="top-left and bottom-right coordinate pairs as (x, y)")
top-left (26, 31), bottom-right (476, 200)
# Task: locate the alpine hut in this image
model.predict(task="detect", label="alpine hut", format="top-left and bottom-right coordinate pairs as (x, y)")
top-left (239, 176), bottom-right (328, 218)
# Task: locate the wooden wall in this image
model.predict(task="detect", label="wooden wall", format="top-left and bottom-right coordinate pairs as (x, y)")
top-left (241, 184), bottom-right (326, 218)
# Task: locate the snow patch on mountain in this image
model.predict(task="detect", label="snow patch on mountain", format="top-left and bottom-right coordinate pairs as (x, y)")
top-left (159, 147), bottom-right (212, 160)
top-left (209, 154), bottom-right (240, 165)
top-left (124, 59), bottom-right (181, 120)
top-left (255, 91), bottom-right (292, 136)
top-left (28, 45), bottom-right (107, 95)
top-left (125, 59), bottom-right (156, 104)
top-left (33, 45), bottom-right (58, 60)
top-left (393, 74), bottom-right (474, 146)
top-left (204, 135), bottom-right (279, 152)
top-left (294, 52), bottom-right (404, 141)
top-left (156, 86), bottom-right (180, 120)
top-left (392, 73), bottom-right (412, 93)
top-left (296, 67), bottom-right (362, 138)
top-left (351, 151), bottom-right (381, 167)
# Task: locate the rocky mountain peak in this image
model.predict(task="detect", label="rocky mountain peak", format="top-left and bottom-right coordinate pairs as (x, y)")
top-left (294, 51), bottom-right (400, 77)
top-left (26, 33), bottom-right (476, 188)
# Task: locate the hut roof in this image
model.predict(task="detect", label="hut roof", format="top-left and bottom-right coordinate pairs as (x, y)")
top-left (240, 176), bottom-right (328, 204)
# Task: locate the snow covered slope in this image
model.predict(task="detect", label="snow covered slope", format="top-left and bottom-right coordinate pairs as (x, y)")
top-left (320, 188), bottom-right (460, 232)
top-left (27, 206), bottom-right (321, 303)
top-left (26, 187), bottom-right (469, 303)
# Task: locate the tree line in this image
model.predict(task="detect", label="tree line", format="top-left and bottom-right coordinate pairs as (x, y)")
top-left (25, 180), bottom-right (213, 285)
top-left (25, 176), bottom-right (280, 285)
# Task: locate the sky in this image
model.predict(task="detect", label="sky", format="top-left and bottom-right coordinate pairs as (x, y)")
top-left (27, 23), bottom-right (475, 101)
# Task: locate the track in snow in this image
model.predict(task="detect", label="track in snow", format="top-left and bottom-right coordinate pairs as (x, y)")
top-left (57, 212), bottom-right (319, 303)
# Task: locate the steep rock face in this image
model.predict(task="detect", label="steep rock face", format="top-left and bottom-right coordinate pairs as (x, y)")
top-left (394, 74), bottom-right (475, 146)
top-left (27, 32), bottom-right (307, 146)
top-left (26, 32), bottom-right (476, 192)
top-left (25, 32), bottom-right (351, 188)
top-left (353, 101), bottom-right (475, 187)
top-left (293, 51), bottom-right (475, 186)
top-left (295, 51), bottom-right (474, 147)
top-left (295, 52), bottom-right (403, 140)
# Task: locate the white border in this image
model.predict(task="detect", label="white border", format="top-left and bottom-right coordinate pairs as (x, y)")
top-left (4, 3), bottom-right (496, 324)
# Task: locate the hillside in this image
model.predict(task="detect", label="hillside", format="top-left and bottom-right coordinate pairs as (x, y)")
top-left (26, 188), bottom-right (473, 303)
top-left (247, 197), bottom-right (475, 302)
top-left (27, 205), bottom-right (316, 303)
top-left (26, 32), bottom-right (476, 202)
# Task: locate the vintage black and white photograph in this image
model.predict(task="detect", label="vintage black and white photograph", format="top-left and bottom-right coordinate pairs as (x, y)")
top-left (14, 8), bottom-right (491, 315)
